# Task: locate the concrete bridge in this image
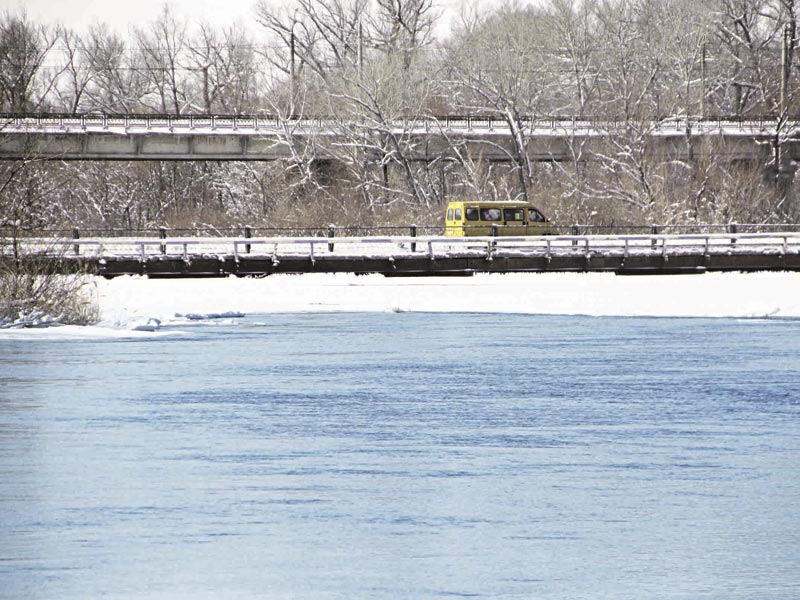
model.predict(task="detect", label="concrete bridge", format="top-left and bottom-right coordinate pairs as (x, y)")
top-left (5, 232), bottom-right (800, 277)
top-left (1, 113), bottom-right (797, 164)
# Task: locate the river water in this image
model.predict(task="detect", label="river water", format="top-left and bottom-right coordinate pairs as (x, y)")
top-left (1, 312), bottom-right (799, 599)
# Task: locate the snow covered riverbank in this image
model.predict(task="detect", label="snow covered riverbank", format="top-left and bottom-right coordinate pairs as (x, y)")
top-left (93, 271), bottom-right (800, 326)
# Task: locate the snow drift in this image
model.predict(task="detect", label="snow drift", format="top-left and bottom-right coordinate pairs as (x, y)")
top-left (94, 271), bottom-right (800, 324)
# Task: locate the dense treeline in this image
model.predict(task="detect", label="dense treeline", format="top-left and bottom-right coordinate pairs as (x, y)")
top-left (2, 0), bottom-right (800, 232)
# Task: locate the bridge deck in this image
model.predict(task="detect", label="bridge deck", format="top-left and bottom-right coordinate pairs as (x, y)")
top-left (4, 233), bottom-right (800, 277)
top-left (1, 114), bottom-right (792, 161)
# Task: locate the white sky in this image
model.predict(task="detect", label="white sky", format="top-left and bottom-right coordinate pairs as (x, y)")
top-left (1, 0), bottom-right (482, 36)
top-left (4, 0), bottom-right (263, 33)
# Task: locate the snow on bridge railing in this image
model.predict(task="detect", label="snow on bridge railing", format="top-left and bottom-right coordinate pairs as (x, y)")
top-left (0, 113), bottom-right (291, 132)
top-left (2, 113), bottom-right (799, 134)
top-left (5, 232), bottom-right (800, 264)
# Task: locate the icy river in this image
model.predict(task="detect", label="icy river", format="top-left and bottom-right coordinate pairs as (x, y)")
top-left (1, 311), bottom-right (799, 599)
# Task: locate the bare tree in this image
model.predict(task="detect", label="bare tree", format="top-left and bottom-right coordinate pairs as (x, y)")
top-left (83, 25), bottom-right (150, 112)
top-left (51, 27), bottom-right (93, 112)
top-left (255, 0), bottom-right (369, 81)
top-left (0, 0), bottom-right (796, 230)
top-left (0, 11), bottom-right (59, 112)
top-left (0, 140), bottom-right (99, 327)
top-left (371, 0), bottom-right (438, 69)
top-left (543, 0), bottom-right (601, 116)
top-left (187, 23), bottom-right (261, 114)
top-left (709, 0), bottom-right (793, 115)
top-left (134, 5), bottom-right (189, 113)
top-left (325, 54), bottom-right (438, 208)
top-left (442, 4), bottom-right (557, 201)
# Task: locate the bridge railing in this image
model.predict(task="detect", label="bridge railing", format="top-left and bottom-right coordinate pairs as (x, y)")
top-left (5, 232), bottom-right (800, 264)
top-left (3, 113), bottom-right (799, 134)
top-left (4, 223), bottom-right (800, 244)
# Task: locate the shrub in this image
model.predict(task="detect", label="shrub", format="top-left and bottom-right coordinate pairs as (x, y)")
top-left (0, 256), bottom-right (99, 328)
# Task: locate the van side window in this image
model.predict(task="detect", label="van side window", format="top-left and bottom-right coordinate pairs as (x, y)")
top-left (455, 208), bottom-right (462, 220)
top-left (480, 208), bottom-right (501, 221)
top-left (447, 208), bottom-right (454, 221)
top-left (504, 208), bottom-right (524, 222)
top-left (528, 209), bottom-right (545, 222)
top-left (465, 207), bottom-right (480, 221)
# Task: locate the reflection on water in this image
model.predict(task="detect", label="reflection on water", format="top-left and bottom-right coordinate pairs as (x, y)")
top-left (1, 313), bottom-right (799, 599)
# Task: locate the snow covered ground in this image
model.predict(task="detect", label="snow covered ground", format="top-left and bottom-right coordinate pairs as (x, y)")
top-left (94, 271), bottom-right (800, 325)
top-left (3, 271), bottom-right (799, 336)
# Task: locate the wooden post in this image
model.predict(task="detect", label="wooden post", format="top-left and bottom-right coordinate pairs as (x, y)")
top-left (159, 227), bottom-right (167, 254)
top-left (410, 224), bottom-right (417, 252)
top-left (244, 225), bottom-right (252, 254)
top-left (328, 225), bottom-right (335, 252)
top-left (72, 228), bottom-right (80, 256)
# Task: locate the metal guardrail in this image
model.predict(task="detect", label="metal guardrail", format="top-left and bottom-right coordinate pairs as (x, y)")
top-left (1, 113), bottom-right (797, 134)
top-left (4, 232), bottom-right (800, 276)
top-left (6, 232), bottom-right (800, 261)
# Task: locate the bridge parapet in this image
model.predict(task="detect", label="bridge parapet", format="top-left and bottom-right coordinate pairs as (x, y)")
top-left (4, 232), bottom-right (800, 277)
top-left (2, 112), bottom-right (797, 133)
top-left (1, 113), bottom-right (798, 162)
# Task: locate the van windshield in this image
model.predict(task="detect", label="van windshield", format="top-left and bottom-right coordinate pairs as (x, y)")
top-left (528, 209), bottom-right (545, 222)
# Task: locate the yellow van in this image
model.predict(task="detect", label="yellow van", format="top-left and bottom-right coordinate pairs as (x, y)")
top-left (444, 201), bottom-right (555, 236)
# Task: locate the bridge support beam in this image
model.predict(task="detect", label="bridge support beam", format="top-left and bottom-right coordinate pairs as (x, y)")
top-left (8, 249), bottom-right (798, 279)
